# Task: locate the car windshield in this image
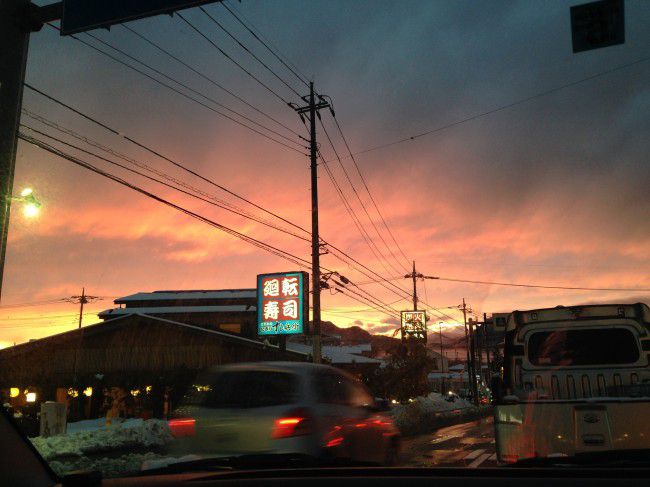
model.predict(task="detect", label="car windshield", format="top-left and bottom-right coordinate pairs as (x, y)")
top-left (1, 0), bottom-right (649, 481)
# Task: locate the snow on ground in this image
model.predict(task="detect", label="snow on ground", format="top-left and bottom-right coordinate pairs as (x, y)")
top-left (31, 418), bottom-right (173, 461)
top-left (391, 393), bottom-right (475, 435)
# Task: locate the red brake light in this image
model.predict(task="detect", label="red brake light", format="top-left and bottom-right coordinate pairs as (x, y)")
top-left (272, 408), bottom-right (313, 439)
top-left (168, 418), bottom-right (196, 437)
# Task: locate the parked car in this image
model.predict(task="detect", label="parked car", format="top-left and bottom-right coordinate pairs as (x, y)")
top-left (168, 362), bottom-right (400, 465)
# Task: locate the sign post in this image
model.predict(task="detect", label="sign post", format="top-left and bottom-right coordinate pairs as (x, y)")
top-left (257, 271), bottom-right (309, 338)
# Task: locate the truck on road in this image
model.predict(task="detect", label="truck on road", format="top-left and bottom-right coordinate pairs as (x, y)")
top-left (492, 303), bottom-right (650, 464)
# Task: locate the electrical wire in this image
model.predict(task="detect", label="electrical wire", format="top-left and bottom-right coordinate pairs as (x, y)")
top-left (176, 12), bottom-right (294, 107)
top-left (435, 276), bottom-right (650, 292)
top-left (45, 24), bottom-right (305, 153)
top-left (199, 6), bottom-right (302, 97)
top-left (23, 84), bottom-right (312, 236)
top-left (18, 133), bottom-right (315, 270)
top-left (319, 119), bottom-right (408, 275)
top-left (20, 119), bottom-right (312, 243)
top-left (120, 24), bottom-right (303, 138)
top-left (221, 0), bottom-right (310, 86)
top-left (21, 88), bottom-right (412, 316)
top-left (318, 151), bottom-right (399, 281)
top-left (351, 56), bottom-right (650, 158)
top-left (81, 28), bottom-right (302, 147)
top-left (0, 298), bottom-right (68, 309)
top-left (329, 109), bottom-right (411, 267)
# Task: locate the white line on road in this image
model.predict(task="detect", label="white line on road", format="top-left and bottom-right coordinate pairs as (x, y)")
top-left (468, 453), bottom-right (492, 468)
top-left (488, 453), bottom-right (497, 461)
top-left (464, 449), bottom-right (485, 461)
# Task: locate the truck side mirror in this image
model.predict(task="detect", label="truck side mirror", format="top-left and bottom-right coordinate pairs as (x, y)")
top-left (490, 376), bottom-right (505, 404)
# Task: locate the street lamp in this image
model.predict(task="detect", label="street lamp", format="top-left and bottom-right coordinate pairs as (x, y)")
top-left (11, 187), bottom-right (41, 219)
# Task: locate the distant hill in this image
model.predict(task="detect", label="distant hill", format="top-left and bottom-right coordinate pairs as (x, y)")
top-left (318, 320), bottom-right (467, 358)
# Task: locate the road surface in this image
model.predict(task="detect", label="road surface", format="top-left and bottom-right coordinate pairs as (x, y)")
top-left (400, 416), bottom-right (499, 468)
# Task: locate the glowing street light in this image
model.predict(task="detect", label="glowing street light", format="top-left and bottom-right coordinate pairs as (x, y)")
top-left (11, 188), bottom-right (42, 219)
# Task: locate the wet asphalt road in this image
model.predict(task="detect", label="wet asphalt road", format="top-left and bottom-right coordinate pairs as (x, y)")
top-left (400, 416), bottom-right (499, 468)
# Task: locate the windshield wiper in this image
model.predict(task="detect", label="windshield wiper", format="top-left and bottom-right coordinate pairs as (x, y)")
top-left (513, 449), bottom-right (650, 468)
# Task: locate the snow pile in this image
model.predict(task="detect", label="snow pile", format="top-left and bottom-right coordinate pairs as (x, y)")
top-left (31, 418), bottom-right (173, 461)
top-left (48, 452), bottom-right (163, 478)
top-left (391, 393), bottom-right (475, 436)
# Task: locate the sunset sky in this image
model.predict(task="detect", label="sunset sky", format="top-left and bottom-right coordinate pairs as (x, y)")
top-left (2, 0), bottom-right (649, 349)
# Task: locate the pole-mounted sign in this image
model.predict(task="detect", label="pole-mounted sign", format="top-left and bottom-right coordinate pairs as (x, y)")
top-left (257, 271), bottom-right (309, 336)
top-left (570, 0), bottom-right (625, 53)
top-left (401, 310), bottom-right (427, 343)
top-left (60, 0), bottom-right (220, 35)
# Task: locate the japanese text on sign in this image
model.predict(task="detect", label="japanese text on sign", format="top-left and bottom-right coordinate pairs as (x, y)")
top-left (257, 272), bottom-right (308, 336)
top-left (401, 310), bottom-right (427, 342)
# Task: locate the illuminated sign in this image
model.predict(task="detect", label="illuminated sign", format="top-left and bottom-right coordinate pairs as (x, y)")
top-left (401, 310), bottom-right (427, 342)
top-left (257, 271), bottom-right (309, 336)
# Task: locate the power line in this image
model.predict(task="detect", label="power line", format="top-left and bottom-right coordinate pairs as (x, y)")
top-left (329, 109), bottom-right (411, 267)
top-left (332, 287), bottom-right (400, 320)
top-left (21, 89), bottom-right (412, 317)
top-left (23, 84), bottom-right (311, 236)
top-left (331, 278), bottom-right (400, 317)
top-left (317, 150), bottom-right (418, 303)
top-left (20, 120), bottom-right (312, 243)
top-left (318, 150), bottom-right (400, 281)
top-left (351, 56), bottom-right (650, 158)
top-left (120, 24), bottom-right (303, 138)
top-left (199, 6), bottom-right (302, 97)
top-left (80, 28), bottom-right (302, 147)
top-left (18, 133), bottom-right (315, 270)
top-left (319, 119), bottom-right (408, 275)
top-left (21, 134), bottom-right (403, 320)
top-left (0, 313), bottom-right (82, 322)
top-left (434, 276), bottom-right (650, 293)
top-left (176, 11), bottom-right (294, 107)
top-left (221, 0), bottom-right (310, 87)
top-left (45, 23), bottom-right (304, 153)
top-left (0, 298), bottom-right (68, 309)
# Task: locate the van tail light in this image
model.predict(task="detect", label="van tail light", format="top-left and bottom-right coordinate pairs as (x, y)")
top-left (168, 418), bottom-right (196, 437)
top-left (272, 408), bottom-right (313, 439)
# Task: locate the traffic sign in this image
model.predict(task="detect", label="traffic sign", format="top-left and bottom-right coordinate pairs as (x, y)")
top-left (61, 0), bottom-right (220, 35)
top-left (570, 0), bottom-right (625, 53)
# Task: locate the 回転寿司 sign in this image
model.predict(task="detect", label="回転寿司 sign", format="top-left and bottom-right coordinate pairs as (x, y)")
top-left (257, 271), bottom-right (309, 336)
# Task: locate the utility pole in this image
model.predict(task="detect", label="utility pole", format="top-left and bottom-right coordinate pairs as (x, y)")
top-left (461, 298), bottom-right (478, 404)
top-left (474, 321), bottom-right (485, 386)
top-left (0, 0), bottom-right (32, 303)
top-left (484, 312), bottom-right (492, 383)
top-left (78, 287), bottom-right (86, 328)
top-left (439, 321), bottom-right (446, 393)
top-left (468, 317), bottom-right (478, 404)
top-left (402, 266), bottom-right (439, 310)
top-left (66, 288), bottom-right (100, 329)
top-left (294, 82), bottom-right (329, 364)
